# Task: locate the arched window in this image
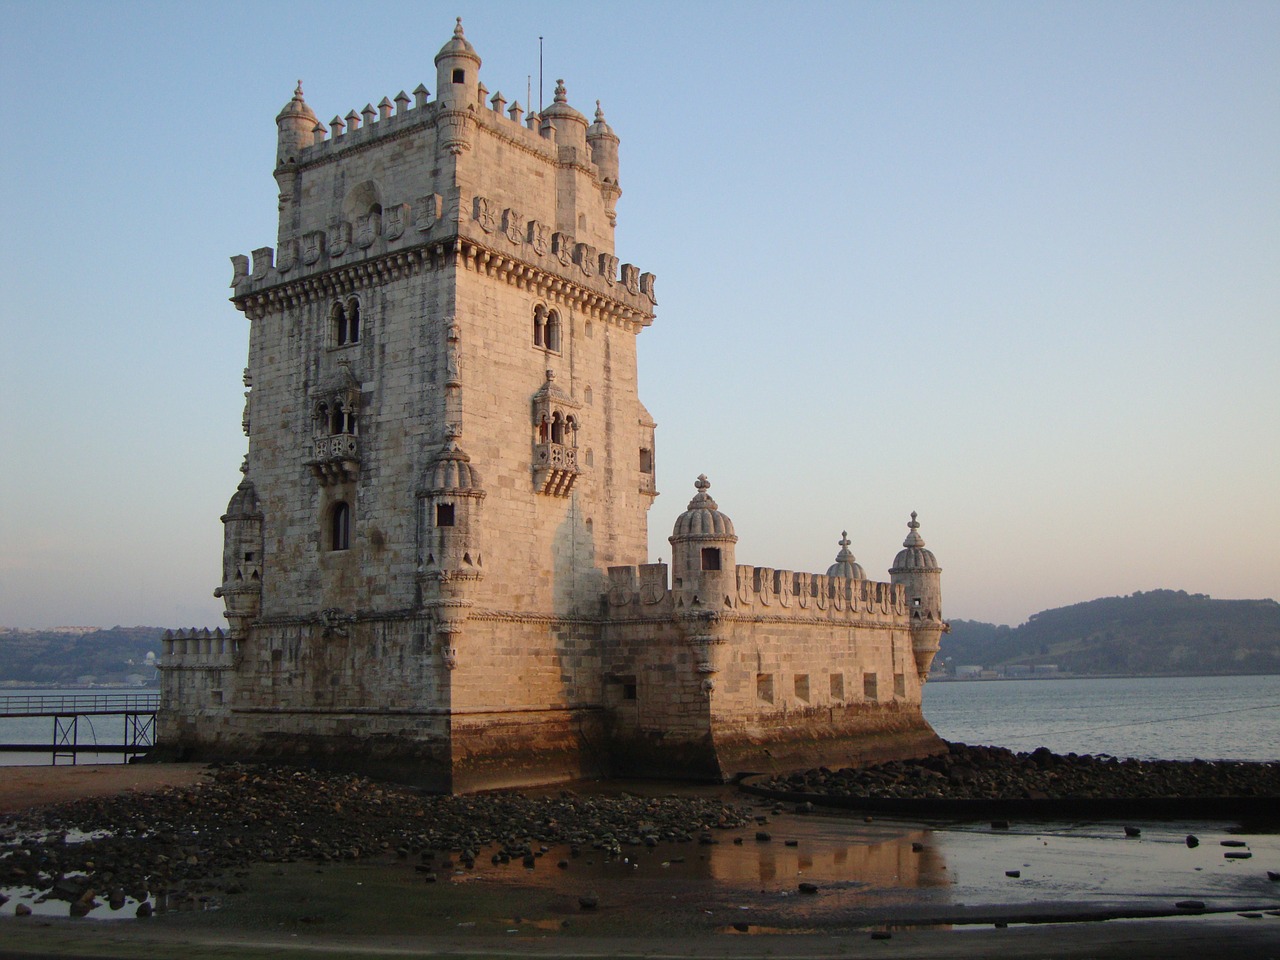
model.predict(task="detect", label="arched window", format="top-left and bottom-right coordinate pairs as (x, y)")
top-left (334, 298), bottom-right (361, 346)
top-left (545, 310), bottom-right (562, 353)
top-left (565, 415), bottom-right (578, 446)
top-left (330, 502), bottom-right (351, 551)
top-left (550, 412), bottom-right (564, 444)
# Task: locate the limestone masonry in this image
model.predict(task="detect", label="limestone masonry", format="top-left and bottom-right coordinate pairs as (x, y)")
top-left (157, 21), bottom-right (947, 791)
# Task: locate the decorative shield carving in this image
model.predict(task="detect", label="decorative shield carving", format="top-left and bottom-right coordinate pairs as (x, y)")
top-left (384, 202), bottom-right (409, 240)
top-left (328, 221), bottom-right (351, 257)
top-left (621, 263), bottom-right (640, 294)
top-left (473, 195), bottom-right (496, 233)
top-left (552, 232), bottom-right (575, 267)
top-left (301, 231), bottom-right (324, 265)
top-left (814, 574), bottom-right (829, 611)
top-left (639, 565), bottom-right (666, 604)
top-left (276, 239), bottom-right (297, 274)
top-left (575, 243), bottom-right (597, 277)
top-left (640, 271), bottom-right (657, 303)
top-left (795, 572), bottom-right (811, 609)
top-left (502, 208), bottom-right (524, 245)
top-left (528, 220), bottom-right (550, 256)
top-left (776, 570), bottom-right (792, 608)
top-left (736, 566), bottom-right (754, 606)
top-left (599, 253), bottom-right (619, 285)
top-left (756, 567), bottom-right (773, 606)
top-left (355, 211), bottom-right (379, 249)
top-left (415, 194), bottom-right (442, 233)
top-left (251, 247), bottom-right (273, 280)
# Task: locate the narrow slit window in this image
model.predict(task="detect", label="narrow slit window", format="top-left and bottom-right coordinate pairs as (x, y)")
top-left (330, 502), bottom-right (351, 551)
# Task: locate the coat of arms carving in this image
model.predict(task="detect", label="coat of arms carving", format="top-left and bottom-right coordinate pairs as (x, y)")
top-left (415, 194), bottom-right (441, 233)
top-left (502, 208), bottom-right (524, 245)
top-left (473, 195), bottom-right (496, 233)
top-left (552, 232), bottom-right (575, 267)
top-left (527, 220), bottom-right (550, 256)
top-left (301, 231), bottom-right (324, 265)
top-left (384, 203), bottom-right (410, 240)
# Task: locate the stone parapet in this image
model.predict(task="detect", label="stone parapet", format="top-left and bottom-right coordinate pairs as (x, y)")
top-left (160, 628), bottom-right (240, 667)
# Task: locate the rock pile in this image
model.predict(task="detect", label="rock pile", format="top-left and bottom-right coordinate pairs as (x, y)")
top-left (761, 742), bottom-right (1280, 801)
top-left (0, 763), bottom-right (749, 909)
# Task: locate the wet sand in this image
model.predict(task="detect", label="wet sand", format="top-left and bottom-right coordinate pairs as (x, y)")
top-left (1, 763), bottom-right (1278, 958)
top-left (0, 763), bottom-right (208, 813)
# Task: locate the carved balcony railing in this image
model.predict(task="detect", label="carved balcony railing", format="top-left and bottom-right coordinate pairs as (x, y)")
top-left (534, 442), bottom-right (578, 497)
top-left (308, 434), bottom-right (360, 484)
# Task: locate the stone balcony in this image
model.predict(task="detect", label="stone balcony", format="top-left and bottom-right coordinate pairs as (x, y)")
top-left (534, 442), bottom-right (578, 497)
top-left (308, 434), bottom-right (360, 485)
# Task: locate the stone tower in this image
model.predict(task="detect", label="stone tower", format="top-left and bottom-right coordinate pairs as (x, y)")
top-left (161, 21), bottom-right (660, 791)
top-left (890, 512), bottom-right (945, 680)
top-left (159, 21), bottom-right (947, 790)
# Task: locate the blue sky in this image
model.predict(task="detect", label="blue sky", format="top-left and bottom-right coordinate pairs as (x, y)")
top-left (1, 1), bottom-right (1276, 629)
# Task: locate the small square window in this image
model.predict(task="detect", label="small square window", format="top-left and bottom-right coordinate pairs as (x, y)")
top-left (701, 547), bottom-right (721, 571)
top-left (623, 683), bottom-right (637, 701)
top-left (794, 674), bottom-right (810, 702)
top-left (436, 504), bottom-right (455, 527)
top-left (863, 672), bottom-right (878, 701)
top-left (757, 673), bottom-right (774, 704)
top-left (452, 68), bottom-right (465, 84)
top-left (830, 673), bottom-right (845, 701)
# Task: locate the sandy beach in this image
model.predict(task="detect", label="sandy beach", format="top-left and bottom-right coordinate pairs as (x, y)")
top-left (0, 762), bottom-right (1277, 959)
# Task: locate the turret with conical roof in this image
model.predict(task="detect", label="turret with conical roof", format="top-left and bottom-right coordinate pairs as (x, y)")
top-left (889, 512), bottom-right (944, 679)
top-left (669, 475), bottom-right (737, 608)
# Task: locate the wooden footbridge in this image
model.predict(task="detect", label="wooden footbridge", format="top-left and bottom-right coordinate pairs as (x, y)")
top-left (0, 693), bottom-right (158, 764)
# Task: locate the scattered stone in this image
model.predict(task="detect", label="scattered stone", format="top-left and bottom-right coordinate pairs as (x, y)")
top-left (755, 831), bottom-right (771, 842)
top-left (911, 842), bottom-right (924, 852)
top-left (1224, 851), bottom-right (1252, 859)
top-left (1239, 912), bottom-right (1263, 919)
top-left (1175, 900), bottom-right (1206, 911)
top-left (1124, 826), bottom-right (1141, 837)
top-left (15, 903), bottom-right (32, 917)
top-left (578, 895), bottom-right (598, 910)
top-left (733, 921), bottom-right (749, 932)
top-left (991, 820), bottom-right (1010, 830)
top-left (1185, 835), bottom-right (1199, 848)
top-left (1267, 871), bottom-right (1279, 882)
top-left (798, 882), bottom-right (818, 894)
top-left (784, 839), bottom-right (799, 847)
top-left (136, 900), bottom-right (153, 918)
top-left (1005, 870), bottom-right (1021, 878)
top-left (1221, 840), bottom-right (1248, 847)
top-left (870, 930), bottom-right (891, 940)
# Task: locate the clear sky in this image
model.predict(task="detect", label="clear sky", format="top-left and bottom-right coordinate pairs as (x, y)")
top-left (1, 1), bottom-right (1276, 630)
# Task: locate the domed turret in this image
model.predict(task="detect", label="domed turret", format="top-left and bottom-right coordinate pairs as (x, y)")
top-left (891, 511), bottom-right (939, 572)
top-left (669, 475), bottom-right (737, 607)
top-left (540, 79), bottom-right (588, 150)
top-left (276, 81), bottom-right (318, 166)
top-left (435, 17), bottom-right (482, 109)
top-left (826, 531), bottom-right (866, 580)
top-left (889, 512), bottom-right (944, 680)
top-left (586, 100), bottom-right (620, 185)
top-left (215, 477), bottom-right (264, 637)
top-left (417, 438), bottom-right (486, 597)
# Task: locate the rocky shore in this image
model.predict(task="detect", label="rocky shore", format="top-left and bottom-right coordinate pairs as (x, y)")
top-left (0, 763), bottom-right (749, 913)
top-left (760, 742), bottom-right (1280, 801)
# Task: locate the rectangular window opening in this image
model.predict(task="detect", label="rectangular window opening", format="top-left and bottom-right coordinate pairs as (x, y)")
top-left (830, 673), bottom-right (845, 701)
top-left (863, 672), bottom-right (878, 701)
top-left (894, 673), bottom-right (906, 698)
top-left (794, 674), bottom-right (810, 703)
top-left (623, 683), bottom-right (637, 701)
top-left (757, 673), bottom-right (774, 704)
top-left (452, 68), bottom-right (465, 84)
top-left (701, 547), bottom-right (721, 571)
top-left (436, 504), bottom-right (455, 527)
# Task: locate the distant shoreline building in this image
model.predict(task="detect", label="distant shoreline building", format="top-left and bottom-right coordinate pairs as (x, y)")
top-left (158, 21), bottom-right (947, 791)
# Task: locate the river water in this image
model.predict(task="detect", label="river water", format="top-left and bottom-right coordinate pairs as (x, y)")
top-left (2, 675), bottom-right (1278, 766)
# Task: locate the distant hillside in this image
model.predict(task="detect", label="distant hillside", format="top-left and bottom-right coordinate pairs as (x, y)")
top-left (0, 626), bottom-right (165, 686)
top-left (941, 590), bottom-right (1280, 676)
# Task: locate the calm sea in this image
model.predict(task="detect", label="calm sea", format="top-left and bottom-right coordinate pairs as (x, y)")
top-left (923, 674), bottom-right (1280, 762)
top-left (1, 676), bottom-right (1277, 766)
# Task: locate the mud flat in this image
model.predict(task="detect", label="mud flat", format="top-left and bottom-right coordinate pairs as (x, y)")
top-left (0, 758), bottom-right (1278, 958)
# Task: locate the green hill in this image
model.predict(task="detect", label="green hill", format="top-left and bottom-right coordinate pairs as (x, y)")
top-left (0, 626), bottom-right (165, 686)
top-left (941, 590), bottom-right (1280, 676)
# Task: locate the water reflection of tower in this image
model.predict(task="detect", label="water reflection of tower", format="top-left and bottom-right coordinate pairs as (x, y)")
top-left (707, 825), bottom-right (949, 893)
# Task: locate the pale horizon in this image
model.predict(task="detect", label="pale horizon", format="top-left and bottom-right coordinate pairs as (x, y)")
top-left (2, 1), bottom-right (1276, 631)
